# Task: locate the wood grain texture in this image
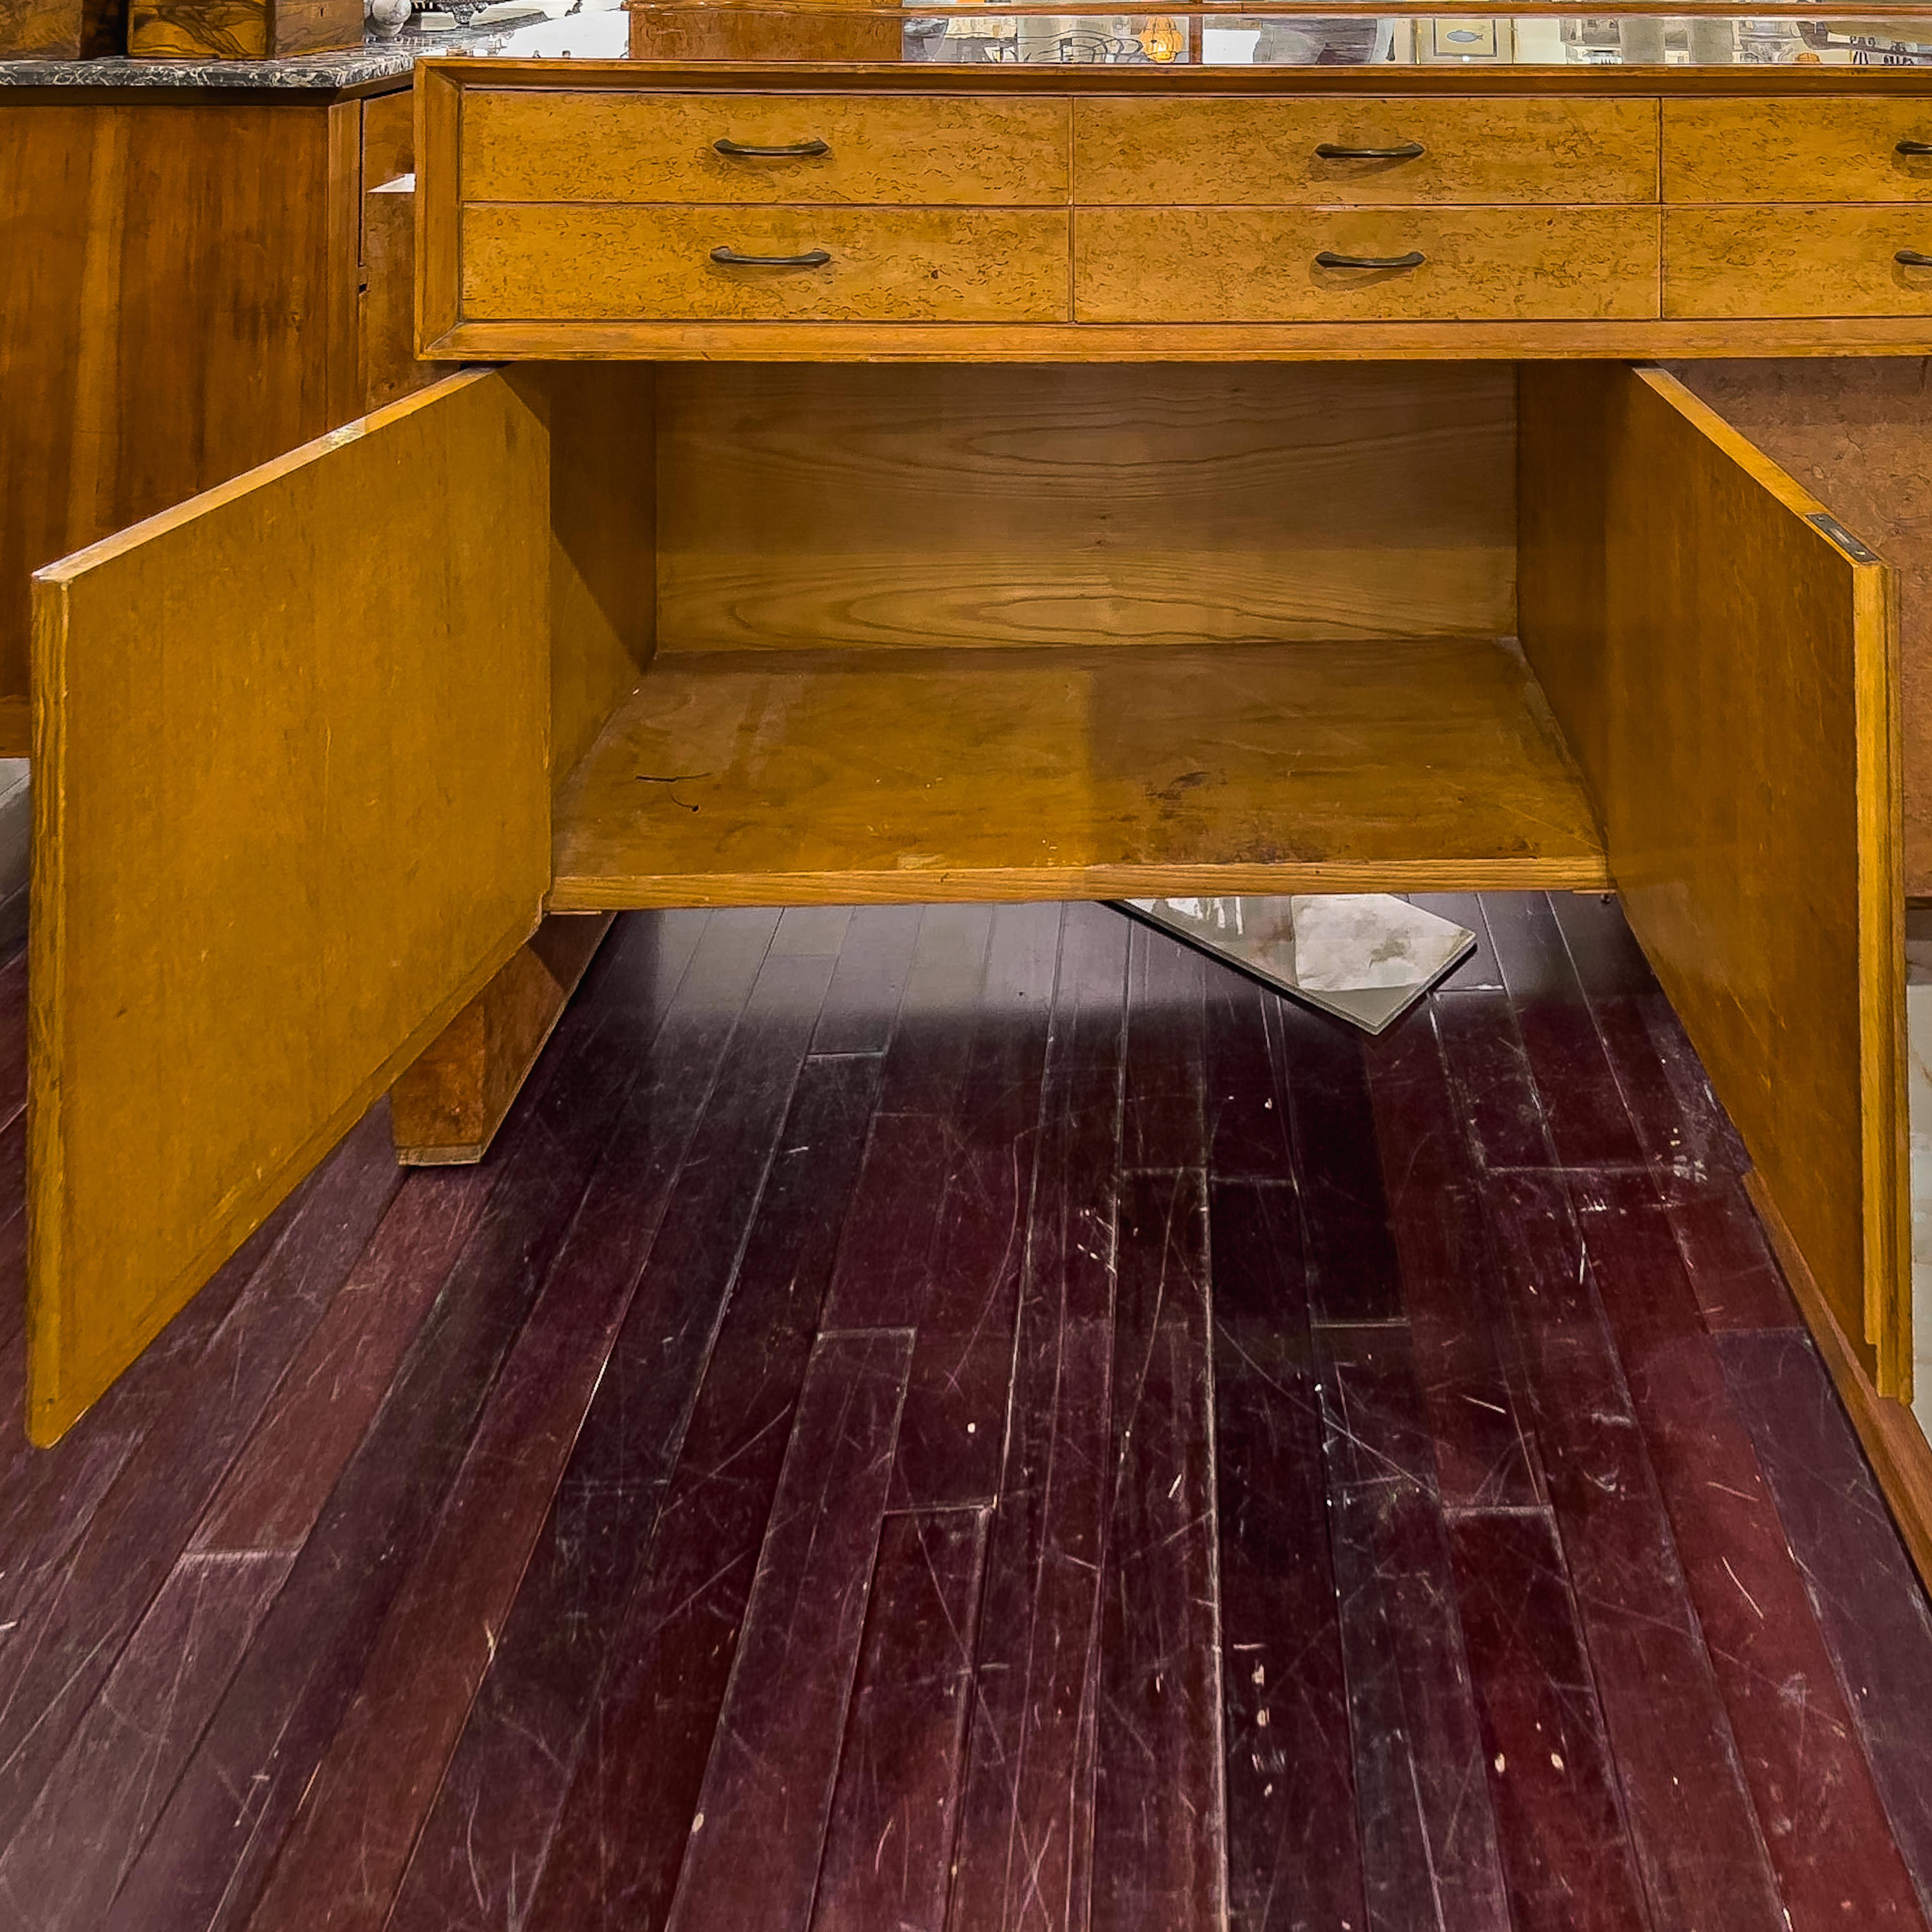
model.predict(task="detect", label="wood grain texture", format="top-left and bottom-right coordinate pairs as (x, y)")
top-left (1667, 358), bottom-right (1932, 896)
top-left (381, 911), bottom-right (795, 1932)
top-left (0, 96), bottom-right (365, 700)
top-left (1480, 1168), bottom-right (1787, 1932)
top-left (391, 914), bottom-right (614, 1164)
top-left (361, 89), bottom-right (445, 414)
top-left (428, 313), bottom-right (1932, 364)
top-left (0, 0), bottom-right (121, 56)
top-left (1210, 1180), bottom-right (1367, 1932)
top-left (943, 901), bottom-right (1126, 1932)
top-left (1667, 206), bottom-right (1932, 320)
top-left (1093, 1168), bottom-right (1224, 1932)
top-left (1745, 1172), bottom-right (1932, 1593)
top-left (1075, 97), bottom-right (1659, 206)
top-left (28, 370), bottom-right (551, 1441)
top-left (462, 206), bottom-right (1071, 325)
top-left (655, 363), bottom-right (1516, 652)
top-left (1664, 99), bottom-right (1932, 204)
top-left (540, 362), bottom-right (657, 792)
top-left (126, 0), bottom-right (358, 56)
top-left (549, 640), bottom-right (1609, 909)
top-left (461, 89), bottom-right (1071, 205)
top-left (659, 1328), bottom-right (914, 1932)
top-left (1077, 208), bottom-right (1660, 324)
top-left (1575, 1166), bottom-right (1931, 1932)
top-left (1517, 362), bottom-right (1907, 1392)
top-left (811, 1508), bottom-right (989, 1932)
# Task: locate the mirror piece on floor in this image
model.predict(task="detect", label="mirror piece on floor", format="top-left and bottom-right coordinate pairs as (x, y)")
top-left (1112, 893), bottom-right (1474, 1034)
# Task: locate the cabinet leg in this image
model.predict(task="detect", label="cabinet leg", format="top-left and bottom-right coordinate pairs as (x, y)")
top-left (391, 912), bottom-right (615, 1165)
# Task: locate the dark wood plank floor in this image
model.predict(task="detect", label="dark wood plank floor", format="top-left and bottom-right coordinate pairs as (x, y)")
top-left (1, 894), bottom-right (1929, 1932)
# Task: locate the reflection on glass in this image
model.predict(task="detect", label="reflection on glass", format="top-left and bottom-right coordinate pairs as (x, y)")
top-left (899, 11), bottom-right (1932, 66)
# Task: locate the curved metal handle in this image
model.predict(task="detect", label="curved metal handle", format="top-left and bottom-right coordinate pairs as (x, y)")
top-left (710, 245), bottom-right (832, 268)
top-left (713, 136), bottom-right (830, 158)
top-left (1897, 249), bottom-right (1932, 267)
top-left (1315, 140), bottom-right (1425, 161)
top-left (1316, 248), bottom-right (1426, 271)
top-left (1898, 139), bottom-right (1932, 156)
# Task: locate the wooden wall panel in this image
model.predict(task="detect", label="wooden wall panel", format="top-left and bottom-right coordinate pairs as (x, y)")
top-left (655, 363), bottom-right (1516, 653)
top-left (1519, 362), bottom-right (1907, 1392)
top-left (0, 98), bottom-right (357, 708)
top-left (29, 370), bottom-right (552, 1442)
top-left (1667, 359), bottom-right (1932, 898)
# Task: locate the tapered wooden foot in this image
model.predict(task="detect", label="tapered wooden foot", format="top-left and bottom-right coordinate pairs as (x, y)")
top-left (391, 912), bottom-right (615, 1165)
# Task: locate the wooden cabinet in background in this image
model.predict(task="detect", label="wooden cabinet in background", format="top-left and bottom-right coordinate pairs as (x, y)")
top-left (0, 77), bottom-right (441, 748)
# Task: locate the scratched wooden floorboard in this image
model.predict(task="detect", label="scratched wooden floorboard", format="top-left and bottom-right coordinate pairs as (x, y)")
top-left (944, 900), bottom-right (1127, 1932)
top-left (1091, 1166), bottom-right (1224, 1932)
top-left (811, 1505), bottom-right (990, 1932)
top-left (498, 1051), bottom-right (882, 1932)
top-left (382, 907), bottom-right (812, 1932)
top-left (2, 898), bottom-right (1928, 1932)
top-left (1211, 1177), bottom-right (1366, 1932)
top-left (247, 916), bottom-right (752, 1932)
top-left (1484, 894), bottom-right (1647, 1171)
top-left (0, 1104), bottom-right (406, 1865)
top-left (1362, 1003), bottom-right (1545, 1513)
top-left (891, 901), bottom-right (1060, 1512)
top-left (100, 939), bottom-right (685, 1932)
top-left (1573, 1166), bottom-right (1930, 1932)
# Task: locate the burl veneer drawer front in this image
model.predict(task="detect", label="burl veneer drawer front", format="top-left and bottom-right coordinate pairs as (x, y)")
top-left (462, 206), bottom-right (1071, 323)
top-left (1076, 209), bottom-right (1659, 323)
top-left (1666, 207), bottom-right (1932, 317)
top-left (460, 90), bottom-right (1070, 205)
top-left (1665, 102), bottom-right (1932, 204)
top-left (1075, 98), bottom-right (1659, 205)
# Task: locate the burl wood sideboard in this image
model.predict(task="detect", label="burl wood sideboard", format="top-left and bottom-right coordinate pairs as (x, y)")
top-left (26, 16), bottom-right (1932, 1566)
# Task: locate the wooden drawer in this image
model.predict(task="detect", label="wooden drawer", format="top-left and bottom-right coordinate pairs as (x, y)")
top-left (461, 206), bottom-right (1071, 323)
top-left (1665, 102), bottom-right (1932, 205)
top-left (1075, 98), bottom-right (1659, 205)
top-left (1666, 206), bottom-right (1932, 318)
top-left (1076, 209), bottom-right (1659, 323)
top-left (460, 90), bottom-right (1071, 205)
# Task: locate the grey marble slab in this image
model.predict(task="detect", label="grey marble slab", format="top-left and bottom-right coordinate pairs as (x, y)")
top-left (0, 3), bottom-right (623, 88)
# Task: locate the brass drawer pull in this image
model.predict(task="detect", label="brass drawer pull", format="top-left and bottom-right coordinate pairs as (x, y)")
top-left (1898, 139), bottom-right (1932, 156)
top-left (1316, 249), bottom-right (1426, 271)
top-left (710, 245), bottom-right (833, 268)
top-left (1897, 249), bottom-right (1932, 267)
top-left (1315, 141), bottom-right (1425, 162)
top-left (713, 137), bottom-right (830, 158)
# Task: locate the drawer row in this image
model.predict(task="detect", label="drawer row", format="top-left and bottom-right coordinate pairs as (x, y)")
top-left (462, 91), bottom-right (1932, 209)
top-left (462, 205), bottom-right (1932, 325)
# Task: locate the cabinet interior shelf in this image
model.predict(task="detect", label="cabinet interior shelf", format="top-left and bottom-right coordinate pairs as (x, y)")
top-left (548, 635), bottom-right (1610, 908)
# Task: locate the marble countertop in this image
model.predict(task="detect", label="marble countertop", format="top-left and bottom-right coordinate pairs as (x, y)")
top-left (0, 2), bottom-right (625, 88)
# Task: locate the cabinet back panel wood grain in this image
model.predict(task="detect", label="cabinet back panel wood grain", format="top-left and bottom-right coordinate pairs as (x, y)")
top-left (1077, 207), bottom-right (1660, 323)
top-left (1666, 206), bottom-right (1932, 319)
top-left (461, 205), bottom-right (1070, 323)
top-left (460, 90), bottom-right (1071, 205)
top-left (1665, 100), bottom-right (1932, 205)
top-left (1075, 97), bottom-right (1659, 206)
top-left (654, 362), bottom-right (1515, 651)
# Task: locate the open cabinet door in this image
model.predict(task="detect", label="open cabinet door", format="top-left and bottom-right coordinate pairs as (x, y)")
top-left (1520, 362), bottom-right (1907, 1395)
top-left (28, 369), bottom-right (552, 1443)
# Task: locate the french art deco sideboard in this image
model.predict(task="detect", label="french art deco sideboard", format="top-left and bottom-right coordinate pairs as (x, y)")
top-left (26, 5), bottom-right (1932, 1565)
